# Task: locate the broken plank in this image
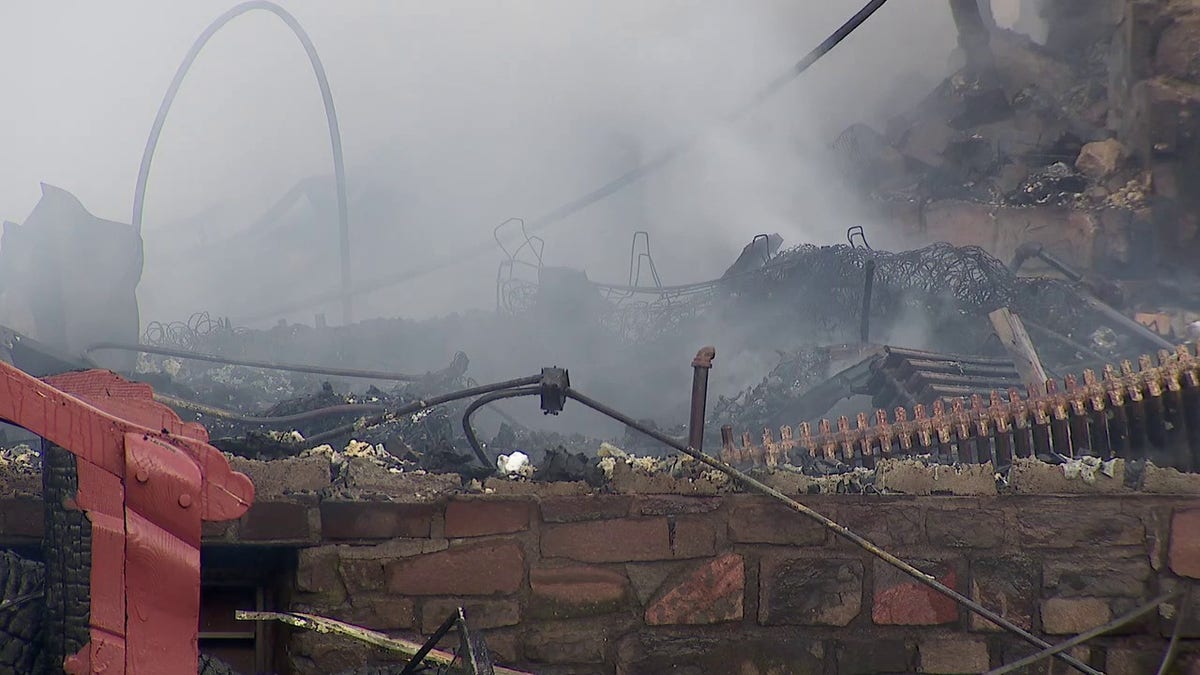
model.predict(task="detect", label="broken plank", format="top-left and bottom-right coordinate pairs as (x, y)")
top-left (989, 308), bottom-right (1049, 393)
top-left (236, 610), bottom-right (532, 675)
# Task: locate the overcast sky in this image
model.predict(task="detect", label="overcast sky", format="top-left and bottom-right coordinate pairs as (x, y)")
top-left (1, 1), bottom-right (960, 325)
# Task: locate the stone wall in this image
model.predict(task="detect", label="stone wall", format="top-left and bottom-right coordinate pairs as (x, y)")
top-left (192, 456), bottom-right (1200, 674)
top-left (4, 454), bottom-right (1200, 673)
top-left (282, 491), bottom-right (1200, 674)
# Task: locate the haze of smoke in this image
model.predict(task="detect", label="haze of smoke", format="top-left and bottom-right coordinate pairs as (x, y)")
top-left (1, 2), bottom-right (974, 439)
top-left (2, 1), bottom-right (958, 325)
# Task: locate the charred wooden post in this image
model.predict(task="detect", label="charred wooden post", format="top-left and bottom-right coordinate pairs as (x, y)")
top-left (0, 362), bottom-right (253, 674)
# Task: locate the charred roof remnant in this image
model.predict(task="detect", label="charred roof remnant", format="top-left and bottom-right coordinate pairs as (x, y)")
top-left (724, 343), bottom-right (1200, 474)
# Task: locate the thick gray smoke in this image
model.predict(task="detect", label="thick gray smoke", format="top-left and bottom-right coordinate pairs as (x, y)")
top-left (2, 1), bottom-right (1005, 440)
top-left (2, 1), bottom-right (960, 325)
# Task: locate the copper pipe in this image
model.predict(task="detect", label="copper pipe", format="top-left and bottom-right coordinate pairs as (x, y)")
top-left (689, 347), bottom-right (716, 451)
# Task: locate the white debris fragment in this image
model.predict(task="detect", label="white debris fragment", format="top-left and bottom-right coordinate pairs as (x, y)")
top-left (1061, 456), bottom-right (1108, 484)
top-left (629, 455), bottom-right (666, 474)
top-left (162, 358), bottom-right (183, 378)
top-left (497, 451), bottom-right (533, 479)
top-left (1101, 458), bottom-right (1118, 478)
top-left (597, 442), bottom-right (627, 459)
top-left (597, 456), bottom-right (618, 478)
top-left (268, 429), bottom-right (305, 444)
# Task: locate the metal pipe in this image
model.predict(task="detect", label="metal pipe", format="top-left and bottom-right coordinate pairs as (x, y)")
top-left (1156, 587), bottom-right (1191, 675)
top-left (302, 373), bottom-right (542, 446)
top-left (689, 347), bottom-right (716, 451)
top-left (155, 393), bottom-right (385, 425)
top-left (1079, 293), bottom-right (1174, 351)
top-left (133, 1), bottom-right (353, 323)
top-left (986, 590), bottom-right (1179, 675)
top-left (461, 386), bottom-right (543, 467)
top-left (860, 260), bottom-right (876, 343)
top-left (400, 608), bottom-right (463, 675)
top-left (563, 387), bottom-right (1100, 675)
top-left (84, 341), bottom-right (465, 382)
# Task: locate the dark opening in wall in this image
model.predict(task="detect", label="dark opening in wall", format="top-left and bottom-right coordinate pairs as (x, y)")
top-left (200, 546), bottom-right (297, 674)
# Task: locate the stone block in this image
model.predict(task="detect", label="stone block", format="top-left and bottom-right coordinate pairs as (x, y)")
top-left (644, 553), bottom-right (744, 626)
top-left (1043, 555), bottom-right (1152, 598)
top-left (529, 565), bottom-right (630, 619)
top-left (837, 639), bottom-right (914, 675)
top-left (969, 556), bottom-right (1039, 632)
top-left (297, 545), bottom-right (342, 594)
top-left (919, 638), bottom-right (990, 674)
top-left (617, 633), bottom-right (827, 674)
top-left (228, 455), bottom-right (331, 497)
top-left (444, 498), bottom-right (531, 537)
top-left (1142, 464), bottom-right (1200, 495)
top-left (420, 597), bottom-right (520, 633)
top-left (320, 501), bottom-right (439, 540)
top-left (624, 561), bottom-right (688, 605)
top-left (633, 495), bottom-right (722, 515)
top-left (918, 200), bottom-right (996, 252)
top-left (337, 457), bottom-right (460, 496)
top-left (873, 559), bottom-right (961, 626)
top-left (992, 207), bottom-right (1098, 276)
top-left (333, 595), bottom-right (416, 631)
top-left (1076, 139), bottom-right (1126, 179)
top-left (875, 458), bottom-right (997, 496)
top-left (338, 539), bottom-right (449, 593)
top-left (386, 540), bottom-right (524, 596)
top-left (539, 495), bottom-right (631, 522)
top-left (522, 621), bottom-right (612, 664)
top-left (759, 557), bottom-right (862, 627)
top-left (1007, 457), bottom-right (1128, 494)
top-left (339, 557), bottom-right (385, 593)
top-left (1106, 646), bottom-right (1162, 675)
top-left (1169, 508), bottom-right (1200, 578)
top-left (836, 502), bottom-right (924, 550)
top-left (541, 517), bottom-right (714, 563)
top-left (238, 500), bottom-right (314, 542)
top-left (1016, 502), bottom-right (1144, 548)
top-left (728, 499), bottom-right (826, 546)
top-left (926, 509), bottom-right (1004, 548)
top-left (1042, 597), bottom-right (1112, 634)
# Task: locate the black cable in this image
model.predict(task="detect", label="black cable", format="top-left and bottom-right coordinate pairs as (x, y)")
top-left (461, 386), bottom-right (542, 467)
top-left (238, 0), bottom-right (894, 323)
top-left (84, 341), bottom-right (457, 382)
top-left (302, 374), bottom-right (542, 446)
top-left (154, 392), bottom-right (386, 426)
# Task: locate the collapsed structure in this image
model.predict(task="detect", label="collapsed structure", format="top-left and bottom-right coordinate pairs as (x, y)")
top-left (3, 0), bottom-right (1200, 673)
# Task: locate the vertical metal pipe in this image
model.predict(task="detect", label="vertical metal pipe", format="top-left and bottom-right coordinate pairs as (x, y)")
top-left (860, 260), bottom-right (876, 344)
top-left (689, 347), bottom-right (717, 451)
top-left (720, 425), bottom-right (736, 464)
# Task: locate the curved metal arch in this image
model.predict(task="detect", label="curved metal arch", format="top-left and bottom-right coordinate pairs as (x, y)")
top-left (132, 0), bottom-right (352, 322)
